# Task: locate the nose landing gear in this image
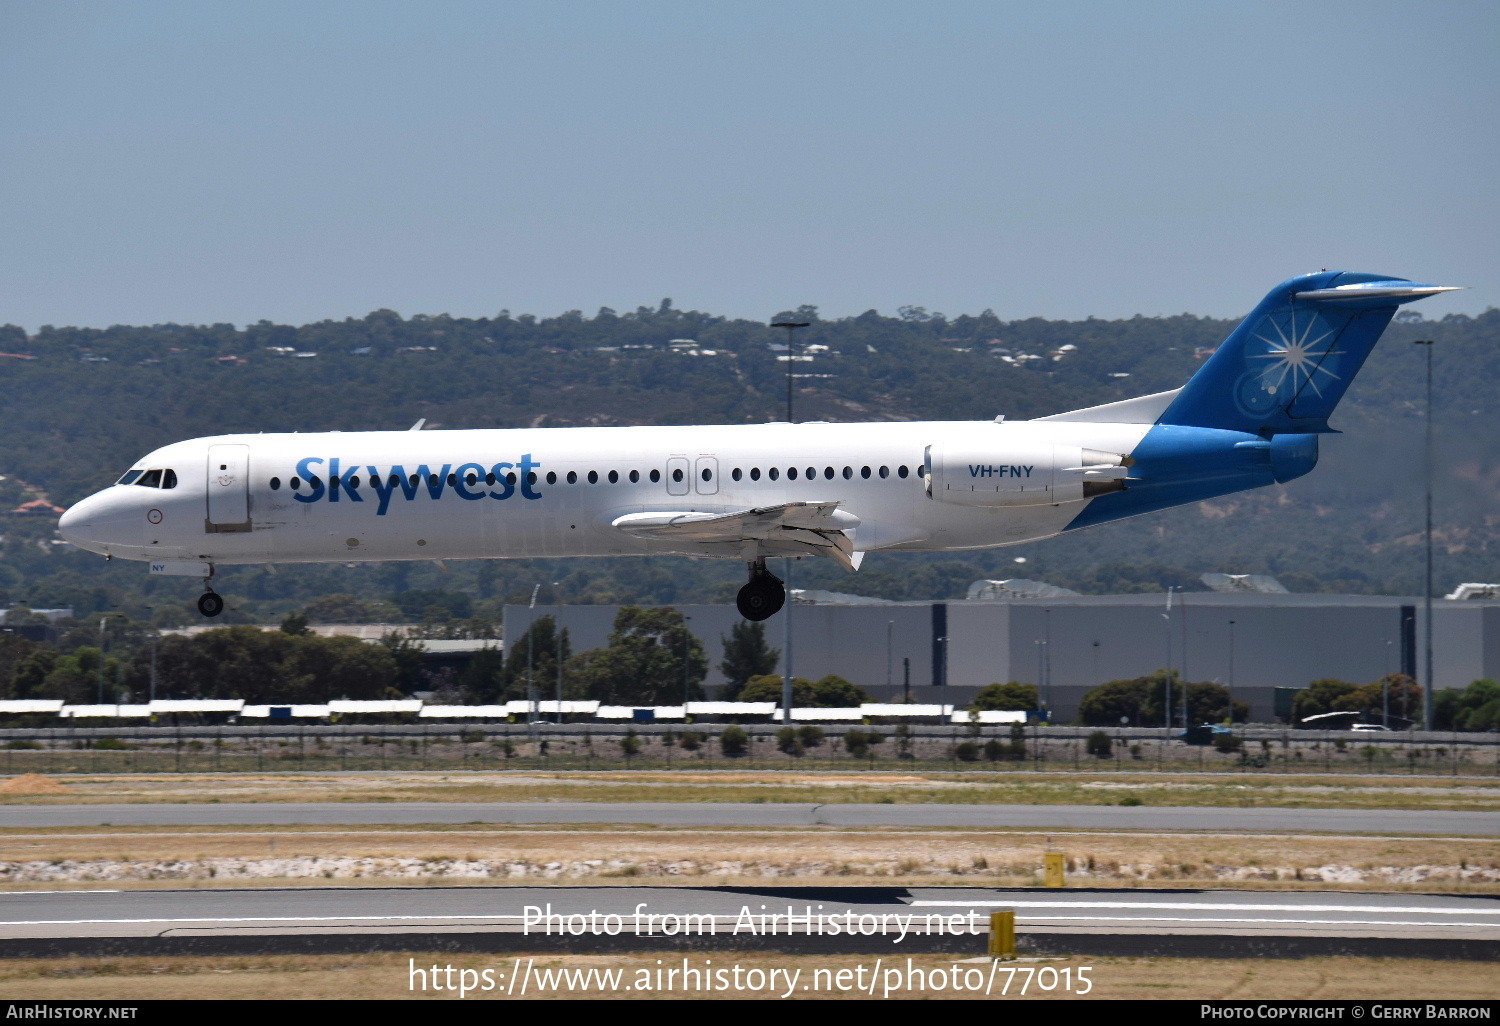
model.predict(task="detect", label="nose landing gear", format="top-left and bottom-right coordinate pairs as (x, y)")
top-left (736, 560), bottom-right (785, 621)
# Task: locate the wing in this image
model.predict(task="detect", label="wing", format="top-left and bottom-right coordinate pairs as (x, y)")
top-left (611, 500), bottom-right (864, 571)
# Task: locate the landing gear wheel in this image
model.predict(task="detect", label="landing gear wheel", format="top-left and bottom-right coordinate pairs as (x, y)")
top-left (197, 592), bottom-right (224, 618)
top-left (737, 575), bottom-right (785, 621)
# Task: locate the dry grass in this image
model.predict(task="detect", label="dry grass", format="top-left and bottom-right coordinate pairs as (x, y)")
top-left (0, 825), bottom-right (1495, 892)
top-left (1, 769), bottom-right (1497, 812)
top-left (0, 951), bottom-right (1493, 1000)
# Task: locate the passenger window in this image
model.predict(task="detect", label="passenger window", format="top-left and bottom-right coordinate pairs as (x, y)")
top-left (428, 474), bottom-right (440, 487)
top-left (806, 466), bottom-right (815, 480)
top-left (117, 469), bottom-right (143, 486)
top-left (629, 469), bottom-right (639, 483)
top-left (409, 474), bottom-right (420, 487)
top-left (350, 475), bottom-right (361, 488)
top-left (917, 465), bottom-right (927, 477)
top-left (588, 470), bottom-right (599, 484)
top-left (446, 473), bottom-right (457, 487)
top-left (465, 472), bottom-right (478, 486)
top-left (162, 469), bottom-right (177, 489)
top-left (842, 466), bottom-right (853, 479)
top-left (506, 472), bottom-right (517, 485)
top-left (672, 468), bottom-right (683, 483)
top-left (701, 468), bottom-right (712, 481)
top-left (291, 478), bottom-right (302, 490)
top-left (389, 474), bottom-right (401, 488)
top-left (860, 466), bottom-right (870, 479)
top-left (486, 473), bottom-right (496, 486)
top-left (879, 466), bottom-right (889, 478)
top-left (608, 470), bottom-right (619, 484)
top-left (547, 471), bottom-right (558, 485)
top-left (527, 472), bottom-right (537, 485)
top-left (824, 467), bottom-right (834, 479)
top-left (732, 468), bottom-right (743, 481)
top-left (768, 467), bottom-right (779, 480)
top-left (898, 466), bottom-right (909, 478)
top-left (750, 468), bottom-right (760, 481)
top-left (138, 469), bottom-right (162, 488)
top-left (650, 469), bottom-right (661, 483)
top-left (270, 477), bottom-right (281, 490)
top-left (788, 467), bottom-right (798, 480)
top-left (567, 471), bottom-right (578, 484)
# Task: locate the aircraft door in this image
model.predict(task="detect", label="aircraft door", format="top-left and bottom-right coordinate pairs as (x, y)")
top-left (665, 457), bottom-right (690, 496)
top-left (206, 443), bottom-right (252, 532)
top-left (695, 456), bottom-right (718, 495)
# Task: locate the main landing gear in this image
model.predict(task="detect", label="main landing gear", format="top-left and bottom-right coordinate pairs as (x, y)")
top-left (736, 560), bottom-right (785, 621)
top-left (197, 567), bottom-right (223, 618)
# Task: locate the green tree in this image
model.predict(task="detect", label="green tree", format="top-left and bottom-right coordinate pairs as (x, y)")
top-left (739, 674), bottom-right (814, 705)
top-left (718, 621), bottom-right (779, 700)
top-left (571, 606), bottom-right (705, 705)
top-left (737, 673), bottom-right (867, 707)
top-left (1291, 678), bottom-right (1361, 722)
top-left (972, 681), bottom-right (1038, 711)
top-left (474, 615), bottom-right (571, 703)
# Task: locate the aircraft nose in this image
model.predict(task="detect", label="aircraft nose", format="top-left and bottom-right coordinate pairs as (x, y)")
top-left (58, 491), bottom-right (122, 554)
top-left (57, 497), bottom-right (95, 544)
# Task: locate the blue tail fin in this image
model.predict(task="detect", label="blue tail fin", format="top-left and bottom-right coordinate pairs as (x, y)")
top-left (1157, 271), bottom-right (1458, 434)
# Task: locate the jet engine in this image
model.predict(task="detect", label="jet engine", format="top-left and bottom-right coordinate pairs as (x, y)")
top-left (924, 442), bottom-right (1132, 507)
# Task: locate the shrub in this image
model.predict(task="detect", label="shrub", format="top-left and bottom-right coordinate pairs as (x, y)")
top-left (1085, 730), bottom-right (1113, 759)
top-left (678, 730), bottom-right (706, 751)
top-left (719, 726), bottom-right (749, 757)
top-left (796, 725), bottom-right (825, 749)
top-left (618, 730), bottom-right (642, 760)
top-left (982, 739), bottom-right (1005, 762)
top-left (1213, 733), bottom-right (1243, 754)
top-left (953, 742), bottom-right (979, 762)
top-left (774, 727), bottom-right (803, 756)
top-left (5, 740), bottom-right (42, 750)
top-left (459, 729), bottom-right (485, 743)
top-left (95, 737), bottom-right (133, 751)
top-left (844, 729), bottom-right (886, 758)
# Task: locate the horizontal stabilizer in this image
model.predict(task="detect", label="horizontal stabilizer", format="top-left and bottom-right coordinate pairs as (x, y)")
top-left (1296, 282), bottom-right (1463, 304)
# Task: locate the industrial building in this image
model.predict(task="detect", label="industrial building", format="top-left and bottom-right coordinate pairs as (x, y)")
top-left (505, 587), bottom-right (1500, 723)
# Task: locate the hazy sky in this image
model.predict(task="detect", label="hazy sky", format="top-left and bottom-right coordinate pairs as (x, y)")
top-left (2, 0), bottom-right (1495, 330)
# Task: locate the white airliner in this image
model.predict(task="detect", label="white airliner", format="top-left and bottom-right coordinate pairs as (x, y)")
top-left (59, 272), bottom-right (1457, 620)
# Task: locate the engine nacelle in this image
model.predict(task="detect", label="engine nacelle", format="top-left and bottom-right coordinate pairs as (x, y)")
top-left (924, 442), bottom-right (1132, 507)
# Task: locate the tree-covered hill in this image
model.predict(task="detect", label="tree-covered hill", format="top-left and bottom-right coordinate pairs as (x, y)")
top-left (1, 298), bottom-right (1495, 624)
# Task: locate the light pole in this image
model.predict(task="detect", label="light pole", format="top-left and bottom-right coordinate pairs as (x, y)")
top-left (1414, 338), bottom-right (1435, 730)
top-left (772, 320), bottom-right (809, 726)
top-left (682, 615), bottom-right (693, 711)
top-left (886, 620), bottom-right (893, 692)
top-left (1227, 619), bottom-right (1236, 726)
top-left (96, 617), bottom-right (107, 705)
top-left (1162, 587), bottom-right (1176, 730)
top-left (527, 583), bottom-right (540, 739)
top-left (1043, 607), bottom-right (1052, 714)
top-left (1384, 639), bottom-right (1393, 727)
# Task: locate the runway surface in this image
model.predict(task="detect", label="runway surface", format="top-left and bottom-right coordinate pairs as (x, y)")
top-left (1, 886), bottom-right (1495, 942)
top-left (4, 802), bottom-right (1495, 835)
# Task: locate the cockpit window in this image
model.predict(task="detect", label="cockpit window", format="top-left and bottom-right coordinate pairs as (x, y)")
top-left (162, 469), bottom-right (177, 489)
top-left (137, 469), bottom-right (163, 488)
top-left (117, 469), bottom-right (143, 486)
